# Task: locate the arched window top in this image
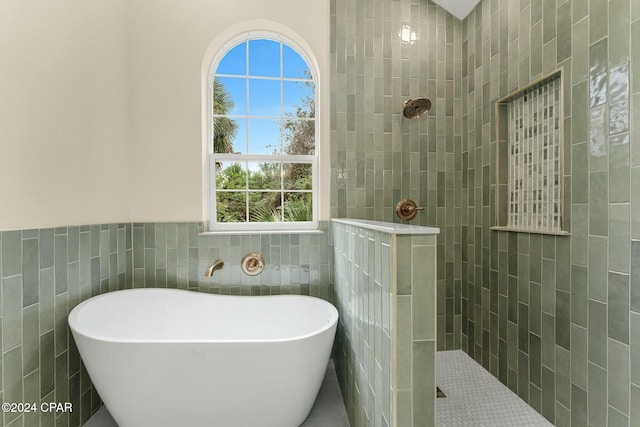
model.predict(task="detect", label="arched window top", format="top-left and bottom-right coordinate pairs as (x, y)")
top-left (207, 31), bottom-right (318, 231)
top-left (212, 34), bottom-right (317, 80)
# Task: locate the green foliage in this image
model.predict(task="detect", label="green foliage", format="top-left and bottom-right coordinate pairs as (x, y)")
top-left (213, 79), bottom-right (238, 154)
top-left (249, 194), bottom-right (313, 223)
top-left (281, 80), bottom-right (315, 155)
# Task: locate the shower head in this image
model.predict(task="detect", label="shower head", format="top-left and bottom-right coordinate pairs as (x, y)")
top-left (402, 98), bottom-right (431, 119)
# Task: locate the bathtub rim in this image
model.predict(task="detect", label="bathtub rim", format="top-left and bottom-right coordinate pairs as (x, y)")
top-left (68, 288), bottom-right (339, 345)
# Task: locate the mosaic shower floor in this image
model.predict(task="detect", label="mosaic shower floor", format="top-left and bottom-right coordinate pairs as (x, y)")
top-left (436, 350), bottom-right (553, 427)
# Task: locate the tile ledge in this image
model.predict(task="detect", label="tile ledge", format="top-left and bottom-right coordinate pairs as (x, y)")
top-left (200, 229), bottom-right (324, 236)
top-left (490, 226), bottom-right (570, 236)
top-left (332, 218), bottom-right (440, 235)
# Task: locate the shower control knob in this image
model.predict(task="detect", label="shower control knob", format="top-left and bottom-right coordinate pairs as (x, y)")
top-left (395, 198), bottom-right (424, 221)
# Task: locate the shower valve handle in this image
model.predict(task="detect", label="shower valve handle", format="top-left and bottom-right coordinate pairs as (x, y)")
top-left (396, 199), bottom-right (424, 221)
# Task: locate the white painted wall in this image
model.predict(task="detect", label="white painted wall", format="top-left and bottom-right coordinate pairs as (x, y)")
top-left (128, 0), bottom-right (331, 222)
top-left (0, 0), bottom-right (131, 230)
top-left (0, 0), bottom-right (329, 230)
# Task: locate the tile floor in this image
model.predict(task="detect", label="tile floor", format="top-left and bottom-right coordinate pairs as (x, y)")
top-left (436, 350), bottom-right (553, 427)
top-left (82, 360), bottom-right (349, 427)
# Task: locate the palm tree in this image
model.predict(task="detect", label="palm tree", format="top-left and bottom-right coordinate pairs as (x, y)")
top-left (213, 78), bottom-right (238, 153)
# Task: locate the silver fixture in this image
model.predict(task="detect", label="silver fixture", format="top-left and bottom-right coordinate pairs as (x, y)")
top-left (204, 259), bottom-right (224, 277)
top-left (241, 253), bottom-right (265, 276)
top-left (395, 198), bottom-right (424, 221)
top-left (402, 98), bottom-right (431, 119)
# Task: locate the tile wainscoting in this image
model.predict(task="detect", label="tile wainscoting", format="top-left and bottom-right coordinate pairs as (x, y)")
top-left (0, 221), bottom-right (331, 427)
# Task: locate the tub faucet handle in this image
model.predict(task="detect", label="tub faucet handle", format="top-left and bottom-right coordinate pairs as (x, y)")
top-left (241, 253), bottom-right (265, 276)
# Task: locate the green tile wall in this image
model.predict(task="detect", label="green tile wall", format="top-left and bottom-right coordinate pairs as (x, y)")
top-left (332, 0), bottom-right (640, 425)
top-left (331, 0), bottom-right (464, 352)
top-left (332, 220), bottom-right (437, 427)
top-left (458, 0), bottom-right (640, 426)
top-left (1, 224), bottom-right (132, 427)
top-left (0, 221), bottom-right (331, 427)
top-left (132, 221), bottom-right (332, 299)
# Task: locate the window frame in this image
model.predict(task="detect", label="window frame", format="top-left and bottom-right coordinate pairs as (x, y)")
top-left (207, 31), bottom-right (319, 232)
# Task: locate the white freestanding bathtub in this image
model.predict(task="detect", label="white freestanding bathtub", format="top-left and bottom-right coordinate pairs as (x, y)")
top-left (68, 288), bottom-right (338, 427)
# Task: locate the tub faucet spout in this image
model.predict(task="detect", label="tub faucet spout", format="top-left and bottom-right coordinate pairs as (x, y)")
top-left (204, 259), bottom-right (224, 277)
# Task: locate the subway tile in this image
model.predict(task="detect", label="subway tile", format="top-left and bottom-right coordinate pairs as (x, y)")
top-left (54, 293), bottom-right (68, 356)
top-left (68, 226), bottom-right (80, 263)
top-left (3, 275), bottom-right (22, 351)
top-left (634, 0), bottom-right (640, 22)
top-left (632, 170), bottom-right (640, 238)
top-left (590, 0), bottom-right (608, 43)
top-left (555, 237), bottom-right (570, 292)
top-left (40, 267), bottom-right (55, 333)
top-left (570, 325), bottom-right (588, 390)
top-left (633, 21), bottom-right (640, 94)
top-left (589, 299), bottom-right (608, 368)
top-left (542, 0), bottom-right (556, 44)
top-left (3, 346), bottom-right (23, 425)
top-left (571, 384), bottom-right (588, 427)
top-left (608, 272), bottom-right (630, 344)
top-left (609, 0), bottom-right (630, 67)
top-left (555, 290), bottom-right (570, 351)
top-left (2, 230), bottom-right (22, 277)
top-left (541, 366), bottom-right (555, 423)
top-left (570, 265), bottom-right (587, 327)
top-left (54, 234), bottom-right (67, 295)
top-left (632, 384), bottom-right (640, 427)
top-left (556, 2), bottom-right (571, 63)
top-left (633, 93), bottom-right (640, 167)
top-left (412, 244), bottom-right (436, 340)
top-left (609, 203), bottom-right (630, 274)
top-left (607, 407), bottom-right (630, 426)
top-left (396, 390), bottom-right (412, 427)
top-left (412, 340), bottom-right (435, 426)
top-left (589, 171), bottom-right (608, 236)
top-left (40, 329), bottom-right (55, 398)
top-left (632, 312), bottom-right (640, 385)
top-left (589, 38), bottom-right (608, 107)
top-left (571, 143), bottom-right (588, 202)
top-left (589, 236), bottom-right (608, 302)
top-left (396, 296), bottom-right (412, 389)
top-left (589, 105), bottom-right (609, 172)
top-left (589, 362), bottom-right (608, 427)
top-left (556, 346), bottom-right (571, 407)
top-left (632, 240), bottom-right (640, 312)
top-left (608, 338), bottom-right (630, 415)
top-left (22, 237), bottom-right (39, 307)
top-left (572, 81), bottom-right (590, 146)
top-left (22, 303), bottom-right (39, 376)
top-left (23, 369), bottom-right (39, 426)
top-left (610, 133), bottom-right (630, 203)
top-left (609, 62), bottom-right (630, 135)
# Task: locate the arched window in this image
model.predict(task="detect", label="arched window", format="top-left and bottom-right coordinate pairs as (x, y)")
top-left (208, 33), bottom-right (318, 231)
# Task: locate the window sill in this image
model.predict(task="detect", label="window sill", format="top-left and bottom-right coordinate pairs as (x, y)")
top-left (200, 229), bottom-right (324, 236)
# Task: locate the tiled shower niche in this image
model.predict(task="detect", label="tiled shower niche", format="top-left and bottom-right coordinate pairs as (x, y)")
top-left (494, 70), bottom-right (566, 234)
